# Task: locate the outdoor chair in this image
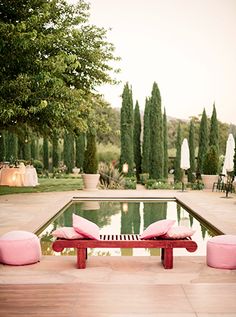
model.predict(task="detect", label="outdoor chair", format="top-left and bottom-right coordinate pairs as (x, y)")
top-left (223, 174), bottom-right (235, 197)
top-left (212, 174), bottom-right (225, 192)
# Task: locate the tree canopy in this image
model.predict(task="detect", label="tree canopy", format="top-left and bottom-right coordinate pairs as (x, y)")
top-left (0, 0), bottom-right (119, 135)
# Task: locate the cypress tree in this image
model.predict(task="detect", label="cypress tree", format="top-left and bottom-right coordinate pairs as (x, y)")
top-left (43, 137), bottom-right (49, 170)
top-left (142, 98), bottom-right (150, 173)
top-left (174, 123), bottom-right (182, 182)
top-left (188, 119), bottom-right (196, 182)
top-left (0, 131), bottom-right (6, 161)
top-left (35, 139), bottom-right (39, 160)
top-left (23, 139), bottom-right (31, 161)
top-left (64, 132), bottom-right (74, 173)
top-left (83, 132), bottom-right (98, 174)
top-left (197, 108), bottom-right (208, 174)
top-left (75, 133), bottom-right (85, 170)
top-left (206, 103), bottom-right (219, 173)
top-left (52, 132), bottom-right (59, 169)
top-left (6, 132), bottom-right (18, 162)
top-left (163, 108), bottom-right (168, 179)
top-left (120, 83), bottom-right (134, 175)
top-left (31, 138), bottom-right (36, 160)
top-left (133, 101), bottom-right (142, 181)
top-left (149, 82), bottom-right (163, 179)
top-left (209, 103), bottom-right (219, 149)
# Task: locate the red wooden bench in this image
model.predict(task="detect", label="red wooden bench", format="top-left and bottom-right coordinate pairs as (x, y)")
top-left (52, 234), bottom-right (198, 269)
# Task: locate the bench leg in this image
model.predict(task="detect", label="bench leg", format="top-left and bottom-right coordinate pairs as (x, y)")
top-left (77, 248), bottom-right (86, 269)
top-left (162, 248), bottom-right (173, 269)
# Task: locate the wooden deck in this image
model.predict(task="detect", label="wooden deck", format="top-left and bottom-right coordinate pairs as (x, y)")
top-left (1, 282), bottom-right (236, 316)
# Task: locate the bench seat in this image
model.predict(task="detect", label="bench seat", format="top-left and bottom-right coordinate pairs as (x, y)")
top-left (52, 234), bottom-right (198, 269)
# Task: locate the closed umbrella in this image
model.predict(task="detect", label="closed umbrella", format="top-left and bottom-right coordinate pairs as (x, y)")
top-left (180, 138), bottom-right (190, 191)
top-left (223, 133), bottom-right (235, 173)
top-left (222, 133), bottom-right (235, 197)
top-left (181, 138), bottom-right (190, 170)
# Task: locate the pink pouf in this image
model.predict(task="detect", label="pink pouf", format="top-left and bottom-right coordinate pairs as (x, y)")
top-left (207, 235), bottom-right (236, 269)
top-left (0, 231), bottom-right (41, 265)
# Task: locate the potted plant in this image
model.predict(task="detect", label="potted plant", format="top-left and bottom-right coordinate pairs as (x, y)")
top-left (201, 145), bottom-right (219, 189)
top-left (82, 131), bottom-right (100, 190)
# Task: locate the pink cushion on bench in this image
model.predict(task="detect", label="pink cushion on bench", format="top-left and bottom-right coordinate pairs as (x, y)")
top-left (140, 219), bottom-right (175, 239)
top-left (73, 214), bottom-right (100, 240)
top-left (52, 227), bottom-right (84, 239)
top-left (207, 235), bottom-right (236, 269)
top-left (0, 231), bottom-right (41, 265)
top-left (162, 226), bottom-right (195, 239)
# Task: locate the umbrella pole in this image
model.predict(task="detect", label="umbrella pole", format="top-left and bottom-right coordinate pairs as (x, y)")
top-left (181, 170), bottom-right (185, 192)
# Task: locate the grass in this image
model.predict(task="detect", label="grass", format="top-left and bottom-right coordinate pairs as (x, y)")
top-left (0, 178), bottom-right (84, 195)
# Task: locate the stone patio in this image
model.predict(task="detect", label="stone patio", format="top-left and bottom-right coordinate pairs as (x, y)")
top-left (0, 188), bottom-right (236, 316)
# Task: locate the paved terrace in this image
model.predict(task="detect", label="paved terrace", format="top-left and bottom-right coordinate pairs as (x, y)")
top-left (0, 188), bottom-right (236, 316)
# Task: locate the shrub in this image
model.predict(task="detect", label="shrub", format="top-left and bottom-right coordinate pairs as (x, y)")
top-left (191, 180), bottom-right (204, 190)
top-left (124, 177), bottom-right (137, 189)
top-left (145, 179), bottom-right (171, 189)
top-left (98, 162), bottom-right (124, 189)
top-left (139, 173), bottom-right (149, 185)
top-left (32, 160), bottom-right (43, 174)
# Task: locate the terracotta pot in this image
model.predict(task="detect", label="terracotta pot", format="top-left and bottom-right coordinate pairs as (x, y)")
top-left (201, 174), bottom-right (218, 190)
top-left (82, 174), bottom-right (100, 190)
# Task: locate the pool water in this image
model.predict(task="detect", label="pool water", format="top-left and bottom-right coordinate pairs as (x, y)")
top-left (38, 200), bottom-right (215, 257)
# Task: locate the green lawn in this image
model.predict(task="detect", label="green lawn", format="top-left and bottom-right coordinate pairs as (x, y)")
top-left (0, 178), bottom-right (84, 195)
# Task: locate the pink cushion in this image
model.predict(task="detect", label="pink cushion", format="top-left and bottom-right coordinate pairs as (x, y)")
top-left (162, 226), bottom-right (195, 239)
top-left (52, 227), bottom-right (84, 239)
top-left (0, 231), bottom-right (41, 265)
top-left (73, 214), bottom-right (100, 240)
top-left (140, 219), bottom-right (175, 240)
top-left (207, 235), bottom-right (236, 269)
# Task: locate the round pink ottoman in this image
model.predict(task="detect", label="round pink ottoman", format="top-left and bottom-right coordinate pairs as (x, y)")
top-left (207, 235), bottom-right (236, 269)
top-left (0, 231), bottom-right (41, 265)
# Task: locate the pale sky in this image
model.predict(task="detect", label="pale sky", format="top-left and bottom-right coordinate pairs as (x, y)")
top-left (76, 0), bottom-right (236, 124)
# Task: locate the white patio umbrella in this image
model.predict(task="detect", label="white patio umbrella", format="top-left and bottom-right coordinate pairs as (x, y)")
top-left (222, 133), bottom-right (235, 198)
top-left (180, 138), bottom-right (190, 170)
top-left (180, 138), bottom-right (190, 191)
top-left (223, 133), bottom-right (235, 173)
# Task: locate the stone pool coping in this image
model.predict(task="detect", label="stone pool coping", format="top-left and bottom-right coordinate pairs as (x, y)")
top-left (0, 188), bottom-right (235, 236)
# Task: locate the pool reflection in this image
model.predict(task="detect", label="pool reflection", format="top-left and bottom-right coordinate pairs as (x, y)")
top-left (39, 200), bottom-right (215, 256)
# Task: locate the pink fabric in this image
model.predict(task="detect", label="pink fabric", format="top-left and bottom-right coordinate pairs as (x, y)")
top-left (140, 219), bottom-right (175, 240)
top-left (52, 227), bottom-right (84, 239)
top-left (0, 231), bottom-right (41, 265)
top-left (73, 214), bottom-right (100, 240)
top-left (207, 235), bottom-right (236, 269)
top-left (162, 226), bottom-right (195, 239)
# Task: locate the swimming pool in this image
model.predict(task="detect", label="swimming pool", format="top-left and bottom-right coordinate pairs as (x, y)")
top-left (38, 199), bottom-right (217, 257)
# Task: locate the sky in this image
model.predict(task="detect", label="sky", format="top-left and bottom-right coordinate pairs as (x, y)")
top-left (75, 0), bottom-right (236, 124)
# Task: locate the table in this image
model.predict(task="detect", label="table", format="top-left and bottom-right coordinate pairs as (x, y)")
top-left (0, 167), bottom-right (38, 187)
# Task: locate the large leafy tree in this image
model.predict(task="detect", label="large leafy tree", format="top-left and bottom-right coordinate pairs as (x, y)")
top-left (149, 82), bottom-right (163, 179)
top-left (0, 0), bottom-right (119, 135)
top-left (120, 83), bottom-right (134, 175)
top-left (133, 101), bottom-right (142, 181)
